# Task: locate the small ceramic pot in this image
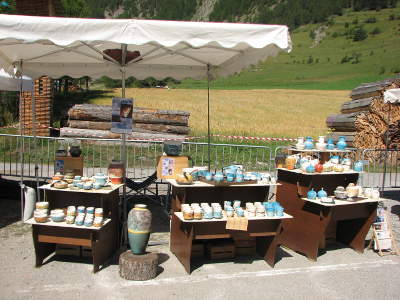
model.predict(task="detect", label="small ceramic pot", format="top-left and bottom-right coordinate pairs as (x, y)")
top-left (203, 208), bottom-right (213, 219)
top-left (226, 172), bottom-right (235, 182)
top-left (304, 137), bottom-right (314, 150)
top-left (213, 172), bottom-right (224, 182)
top-left (95, 208), bottom-right (103, 217)
top-left (77, 206), bottom-right (86, 214)
top-left (86, 207), bottom-right (95, 214)
top-left (51, 213), bottom-right (65, 222)
top-left (69, 145), bottom-right (82, 157)
top-left (317, 188), bottom-right (327, 198)
top-left (226, 207), bottom-right (234, 217)
top-left (205, 171), bottom-right (213, 181)
top-left (236, 208), bottom-right (244, 217)
top-left (193, 207), bottom-right (203, 220)
top-left (364, 188), bottom-right (373, 198)
top-left (83, 182), bottom-right (92, 190)
top-left (93, 182), bottom-right (102, 189)
top-left (94, 173), bottom-right (107, 186)
top-left (307, 188), bottom-right (317, 200)
top-left (233, 200), bottom-right (241, 209)
top-left (76, 182), bottom-right (84, 189)
top-left (346, 184), bottom-right (359, 197)
top-left (372, 189), bottom-right (380, 200)
top-left (337, 136), bottom-right (347, 150)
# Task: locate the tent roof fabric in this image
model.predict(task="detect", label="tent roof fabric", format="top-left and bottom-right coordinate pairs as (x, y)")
top-left (0, 14), bottom-right (292, 80)
top-left (0, 68), bottom-right (33, 91)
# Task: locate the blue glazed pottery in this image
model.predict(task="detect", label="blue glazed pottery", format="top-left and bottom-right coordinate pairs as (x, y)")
top-left (93, 182), bottom-right (102, 189)
top-left (214, 172), bottom-right (224, 182)
top-left (275, 206), bottom-right (284, 217)
top-left (337, 136), bottom-right (347, 150)
top-left (236, 173), bottom-right (244, 183)
top-left (224, 201), bottom-right (232, 210)
top-left (236, 208), bottom-right (244, 217)
top-left (83, 182), bottom-right (92, 190)
top-left (74, 175), bottom-right (81, 180)
top-left (306, 164), bottom-right (315, 173)
top-left (326, 138), bottom-right (335, 150)
top-left (233, 200), bottom-right (241, 209)
top-left (307, 188), bottom-right (317, 200)
top-left (128, 204), bottom-right (152, 255)
top-left (76, 182), bottom-right (84, 189)
top-left (213, 208), bottom-right (223, 219)
top-left (205, 171), bottom-right (212, 181)
top-left (226, 206), bottom-right (234, 217)
top-left (94, 173), bottom-right (107, 186)
top-left (354, 160), bottom-right (363, 172)
top-left (330, 155), bottom-right (340, 164)
top-left (73, 179), bottom-right (81, 187)
top-left (226, 172), bottom-right (235, 182)
top-left (203, 209), bottom-right (213, 219)
top-left (304, 137), bottom-right (314, 150)
top-left (317, 188), bottom-right (328, 198)
top-left (267, 206), bottom-right (275, 217)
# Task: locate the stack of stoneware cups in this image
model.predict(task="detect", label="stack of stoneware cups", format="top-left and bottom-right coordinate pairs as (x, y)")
top-left (128, 204), bottom-right (152, 254)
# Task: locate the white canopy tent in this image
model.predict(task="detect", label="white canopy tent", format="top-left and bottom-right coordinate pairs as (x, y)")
top-left (0, 68), bottom-right (33, 91)
top-left (0, 14), bottom-right (292, 229)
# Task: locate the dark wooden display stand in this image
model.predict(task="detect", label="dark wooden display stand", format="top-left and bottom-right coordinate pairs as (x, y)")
top-left (26, 184), bottom-right (122, 272)
top-left (167, 179), bottom-right (292, 274)
top-left (276, 168), bottom-right (378, 260)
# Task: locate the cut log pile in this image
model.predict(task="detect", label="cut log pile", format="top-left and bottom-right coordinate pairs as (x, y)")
top-left (326, 77), bottom-right (400, 152)
top-left (61, 104), bottom-right (190, 140)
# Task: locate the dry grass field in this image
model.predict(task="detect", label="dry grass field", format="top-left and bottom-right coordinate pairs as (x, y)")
top-left (92, 88), bottom-right (348, 138)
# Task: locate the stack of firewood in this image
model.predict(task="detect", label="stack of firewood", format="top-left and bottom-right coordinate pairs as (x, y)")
top-left (326, 77), bottom-right (400, 151)
top-left (60, 104), bottom-right (190, 140)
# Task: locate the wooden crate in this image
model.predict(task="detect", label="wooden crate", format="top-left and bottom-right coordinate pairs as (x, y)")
top-left (234, 237), bottom-right (257, 256)
top-left (81, 246), bottom-right (92, 258)
top-left (191, 243), bottom-right (205, 259)
top-left (207, 241), bottom-right (235, 260)
top-left (55, 244), bottom-right (81, 256)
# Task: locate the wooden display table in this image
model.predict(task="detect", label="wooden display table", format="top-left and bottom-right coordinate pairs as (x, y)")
top-left (26, 184), bottom-right (123, 272)
top-left (167, 179), bottom-right (292, 274)
top-left (276, 168), bottom-right (379, 261)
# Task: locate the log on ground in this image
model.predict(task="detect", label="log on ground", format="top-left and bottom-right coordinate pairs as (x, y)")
top-left (68, 104), bottom-right (190, 125)
top-left (119, 251), bottom-right (159, 281)
top-left (68, 120), bottom-right (190, 134)
top-left (60, 127), bottom-right (187, 141)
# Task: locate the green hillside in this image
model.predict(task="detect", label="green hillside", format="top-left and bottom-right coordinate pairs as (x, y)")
top-left (179, 7), bottom-right (400, 90)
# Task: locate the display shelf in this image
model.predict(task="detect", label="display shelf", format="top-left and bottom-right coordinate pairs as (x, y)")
top-left (174, 211), bottom-right (292, 222)
top-left (301, 197), bottom-right (383, 207)
top-left (39, 183), bottom-right (123, 194)
top-left (276, 168), bottom-right (359, 176)
top-left (25, 218), bottom-right (111, 230)
top-left (166, 179), bottom-right (279, 188)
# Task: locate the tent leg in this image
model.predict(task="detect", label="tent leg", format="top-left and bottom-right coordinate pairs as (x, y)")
top-left (18, 60), bottom-right (25, 221)
top-left (382, 104), bottom-right (391, 192)
top-left (207, 64), bottom-right (211, 171)
top-left (121, 60), bottom-right (128, 246)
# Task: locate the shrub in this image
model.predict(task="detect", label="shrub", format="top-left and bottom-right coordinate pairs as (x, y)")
top-left (370, 27), bottom-right (382, 35)
top-left (389, 14), bottom-right (395, 21)
top-left (332, 32), bottom-right (339, 38)
top-left (365, 17), bottom-right (377, 23)
top-left (344, 22), bottom-right (349, 28)
top-left (379, 66), bottom-right (386, 74)
top-left (352, 18), bottom-right (359, 25)
top-left (353, 26), bottom-right (368, 41)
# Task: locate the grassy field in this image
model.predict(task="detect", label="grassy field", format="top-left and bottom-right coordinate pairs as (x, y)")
top-left (91, 87), bottom-right (348, 138)
top-left (177, 7), bottom-right (400, 90)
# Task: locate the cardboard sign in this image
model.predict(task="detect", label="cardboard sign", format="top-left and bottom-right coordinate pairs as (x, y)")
top-left (226, 217), bottom-right (248, 231)
top-left (156, 156), bottom-right (189, 179)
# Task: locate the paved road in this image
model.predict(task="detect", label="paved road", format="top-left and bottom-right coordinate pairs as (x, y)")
top-left (1, 190), bottom-right (400, 300)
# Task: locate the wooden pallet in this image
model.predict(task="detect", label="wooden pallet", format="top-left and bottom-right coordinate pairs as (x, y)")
top-left (207, 241), bottom-right (235, 259)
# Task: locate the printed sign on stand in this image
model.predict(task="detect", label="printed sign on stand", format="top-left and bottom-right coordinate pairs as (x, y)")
top-left (111, 98), bottom-right (133, 134)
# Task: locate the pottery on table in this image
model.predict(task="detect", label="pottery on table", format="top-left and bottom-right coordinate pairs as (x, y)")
top-left (295, 137), bottom-right (305, 150)
top-left (330, 155), bottom-right (340, 164)
top-left (317, 188), bottom-right (327, 198)
top-left (304, 137), bottom-right (314, 150)
top-left (69, 145), bottom-right (82, 157)
top-left (306, 164), bottom-right (315, 173)
top-left (316, 136), bottom-right (327, 151)
top-left (236, 173), bottom-right (244, 183)
top-left (128, 204), bottom-right (152, 255)
top-left (354, 161), bottom-right (363, 172)
top-left (337, 136), bottom-right (347, 150)
top-left (315, 163), bottom-right (323, 173)
top-left (307, 188), bottom-right (317, 200)
top-left (372, 189), bottom-right (380, 200)
top-left (326, 138), bottom-right (335, 150)
top-left (94, 173), bottom-right (107, 186)
top-left (285, 155), bottom-right (297, 170)
top-left (108, 160), bottom-right (124, 184)
top-left (36, 202), bottom-right (49, 209)
top-left (213, 172), bottom-right (224, 182)
top-left (346, 183), bottom-right (360, 197)
top-left (56, 146), bottom-right (67, 157)
top-left (334, 186), bottom-right (347, 199)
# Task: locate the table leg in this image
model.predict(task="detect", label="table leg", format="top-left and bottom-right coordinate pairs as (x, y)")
top-left (336, 204), bottom-right (377, 253)
top-left (256, 223), bottom-right (282, 267)
top-left (32, 226), bottom-right (56, 267)
top-left (170, 214), bottom-right (193, 274)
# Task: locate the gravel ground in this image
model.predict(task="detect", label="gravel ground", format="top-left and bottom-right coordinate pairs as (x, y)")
top-left (0, 189), bottom-right (399, 300)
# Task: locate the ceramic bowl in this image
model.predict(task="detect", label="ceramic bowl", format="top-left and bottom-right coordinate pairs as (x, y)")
top-left (334, 190), bottom-right (348, 199)
top-left (76, 182), bottom-right (84, 189)
top-left (34, 209), bottom-right (48, 216)
top-left (74, 175), bottom-right (82, 180)
top-left (51, 213), bottom-right (65, 222)
top-left (86, 207), bottom-right (95, 214)
top-left (36, 202), bottom-right (49, 209)
top-left (93, 182), bottom-right (102, 189)
top-left (77, 206), bottom-right (85, 213)
top-left (51, 209), bottom-right (64, 215)
top-left (34, 215), bottom-right (48, 223)
top-left (83, 183), bottom-right (92, 190)
top-left (54, 181), bottom-right (68, 189)
top-left (346, 186), bottom-right (359, 197)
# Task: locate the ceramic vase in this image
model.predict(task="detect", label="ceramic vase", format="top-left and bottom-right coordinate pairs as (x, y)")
top-left (337, 136), bottom-right (347, 150)
top-left (69, 145), bottom-right (82, 157)
top-left (326, 138), bottom-right (335, 150)
top-left (307, 188), bottom-right (317, 200)
top-left (128, 204), bottom-right (152, 255)
top-left (354, 161), bottom-right (363, 172)
top-left (108, 160), bottom-right (124, 184)
top-left (304, 137), bottom-right (314, 150)
top-left (317, 188), bottom-right (327, 198)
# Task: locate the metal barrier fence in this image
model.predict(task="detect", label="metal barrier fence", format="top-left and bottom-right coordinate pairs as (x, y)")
top-left (0, 134), bottom-right (278, 180)
top-left (1, 134), bottom-right (399, 189)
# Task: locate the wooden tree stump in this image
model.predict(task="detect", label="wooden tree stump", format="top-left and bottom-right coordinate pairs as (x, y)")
top-left (119, 251), bottom-right (158, 281)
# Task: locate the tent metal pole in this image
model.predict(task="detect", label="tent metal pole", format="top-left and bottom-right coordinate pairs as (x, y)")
top-left (207, 64), bottom-right (211, 171)
top-left (32, 80), bottom-right (40, 201)
top-left (18, 60), bottom-right (25, 221)
top-left (121, 43), bottom-right (128, 246)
